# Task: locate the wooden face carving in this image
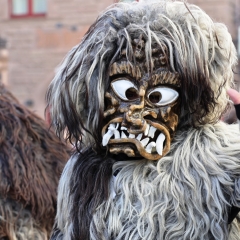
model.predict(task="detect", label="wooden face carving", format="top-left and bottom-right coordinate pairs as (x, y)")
top-left (102, 39), bottom-right (181, 160)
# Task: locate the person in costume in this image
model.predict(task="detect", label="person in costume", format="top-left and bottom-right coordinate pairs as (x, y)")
top-left (47, 1), bottom-right (240, 239)
top-left (0, 84), bottom-right (70, 239)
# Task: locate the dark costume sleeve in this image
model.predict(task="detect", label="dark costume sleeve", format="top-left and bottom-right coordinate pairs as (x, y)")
top-left (228, 104), bottom-right (240, 224)
top-left (234, 104), bottom-right (240, 120)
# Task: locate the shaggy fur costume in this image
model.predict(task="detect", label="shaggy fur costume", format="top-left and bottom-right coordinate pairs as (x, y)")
top-left (0, 84), bottom-right (70, 239)
top-left (56, 123), bottom-right (240, 240)
top-left (47, 1), bottom-right (240, 239)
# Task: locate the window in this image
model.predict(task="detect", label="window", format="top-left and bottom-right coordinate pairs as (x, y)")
top-left (10, 0), bottom-right (47, 18)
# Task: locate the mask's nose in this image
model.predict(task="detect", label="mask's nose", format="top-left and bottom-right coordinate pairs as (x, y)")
top-left (124, 86), bottom-right (153, 135)
top-left (125, 86), bottom-right (145, 126)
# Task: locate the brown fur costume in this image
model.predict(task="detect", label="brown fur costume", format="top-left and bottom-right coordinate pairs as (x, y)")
top-left (0, 84), bottom-right (70, 239)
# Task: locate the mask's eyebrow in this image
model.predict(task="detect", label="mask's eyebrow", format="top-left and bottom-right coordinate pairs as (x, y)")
top-left (109, 61), bottom-right (142, 80)
top-left (149, 71), bottom-right (181, 87)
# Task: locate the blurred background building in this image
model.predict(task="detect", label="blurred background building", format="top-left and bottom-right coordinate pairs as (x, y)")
top-left (0, 0), bottom-right (113, 117)
top-left (0, 0), bottom-right (239, 118)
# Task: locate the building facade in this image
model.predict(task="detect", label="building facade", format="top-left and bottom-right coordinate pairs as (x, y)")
top-left (0, 0), bottom-right (113, 117)
top-left (0, 0), bottom-right (239, 117)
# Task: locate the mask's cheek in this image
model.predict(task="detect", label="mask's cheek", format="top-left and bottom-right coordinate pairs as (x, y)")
top-left (103, 91), bottom-right (120, 119)
top-left (157, 101), bottom-right (181, 134)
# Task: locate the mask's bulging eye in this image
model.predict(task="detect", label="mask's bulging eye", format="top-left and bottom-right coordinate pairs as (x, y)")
top-left (111, 79), bottom-right (139, 101)
top-left (148, 87), bottom-right (178, 106)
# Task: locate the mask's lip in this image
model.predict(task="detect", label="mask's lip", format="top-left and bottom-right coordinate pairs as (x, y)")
top-left (101, 118), bottom-right (171, 161)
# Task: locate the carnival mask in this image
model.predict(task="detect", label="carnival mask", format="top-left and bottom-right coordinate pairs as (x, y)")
top-left (102, 39), bottom-right (181, 160)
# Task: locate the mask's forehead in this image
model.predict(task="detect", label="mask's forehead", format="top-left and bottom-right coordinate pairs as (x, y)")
top-left (109, 34), bottom-right (180, 88)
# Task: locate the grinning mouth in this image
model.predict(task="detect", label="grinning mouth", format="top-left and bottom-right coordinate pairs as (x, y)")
top-left (102, 118), bottom-right (170, 160)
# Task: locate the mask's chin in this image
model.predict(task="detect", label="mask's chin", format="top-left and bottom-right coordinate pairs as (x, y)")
top-left (102, 118), bottom-right (171, 161)
top-left (113, 152), bottom-right (144, 161)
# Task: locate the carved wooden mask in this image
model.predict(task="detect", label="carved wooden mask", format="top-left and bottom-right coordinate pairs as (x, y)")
top-left (102, 37), bottom-right (181, 160)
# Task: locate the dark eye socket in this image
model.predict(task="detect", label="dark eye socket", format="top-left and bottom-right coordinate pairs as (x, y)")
top-left (125, 88), bottom-right (139, 100)
top-left (149, 92), bottom-right (162, 103)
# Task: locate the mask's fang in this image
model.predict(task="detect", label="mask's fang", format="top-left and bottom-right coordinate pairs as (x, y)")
top-left (140, 137), bottom-right (150, 147)
top-left (144, 123), bottom-right (150, 136)
top-left (121, 131), bottom-right (127, 139)
top-left (129, 134), bottom-right (135, 139)
top-left (102, 129), bottom-right (114, 146)
top-left (136, 133), bottom-right (143, 140)
top-left (156, 133), bottom-right (165, 155)
top-left (148, 126), bottom-right (157, 138)
top-left (145, 141), bottom-right (156, 153)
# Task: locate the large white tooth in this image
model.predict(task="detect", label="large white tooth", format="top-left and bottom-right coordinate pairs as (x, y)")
top-left (148, 126), bottom-right (157, 138)
top-left (121, 126), bottom-right (127, 130)
top-left (144, 124), bottom-right (150, 136)
top-left (140, 137), bottom-right (150, 147)
top-left (108, 123), bottom-right (120, 139)
top-left (156, 133), bottom-right (165, 155)
top-left (121, 131), bottom-right (127, 139)
top-left (108, 123), bottom-right (116, 130)
top-left (129, 134), bottom-right (135, 139)
top-left (136, 133), bottom-right (143, 140)
top-left (145, 142), bottom-right (156, 153)
top-left (102, 129), bottom-right (114, 146)
top-left (114, 130), bottom-right (120, 139)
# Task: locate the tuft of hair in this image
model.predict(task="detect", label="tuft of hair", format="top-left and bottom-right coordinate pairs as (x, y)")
top-left (46, 0), bottom-right (238, 151)
top-left (51, 149), bottom-right (115, 240)
top-left (0, 84), bottom-right (70, 239)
